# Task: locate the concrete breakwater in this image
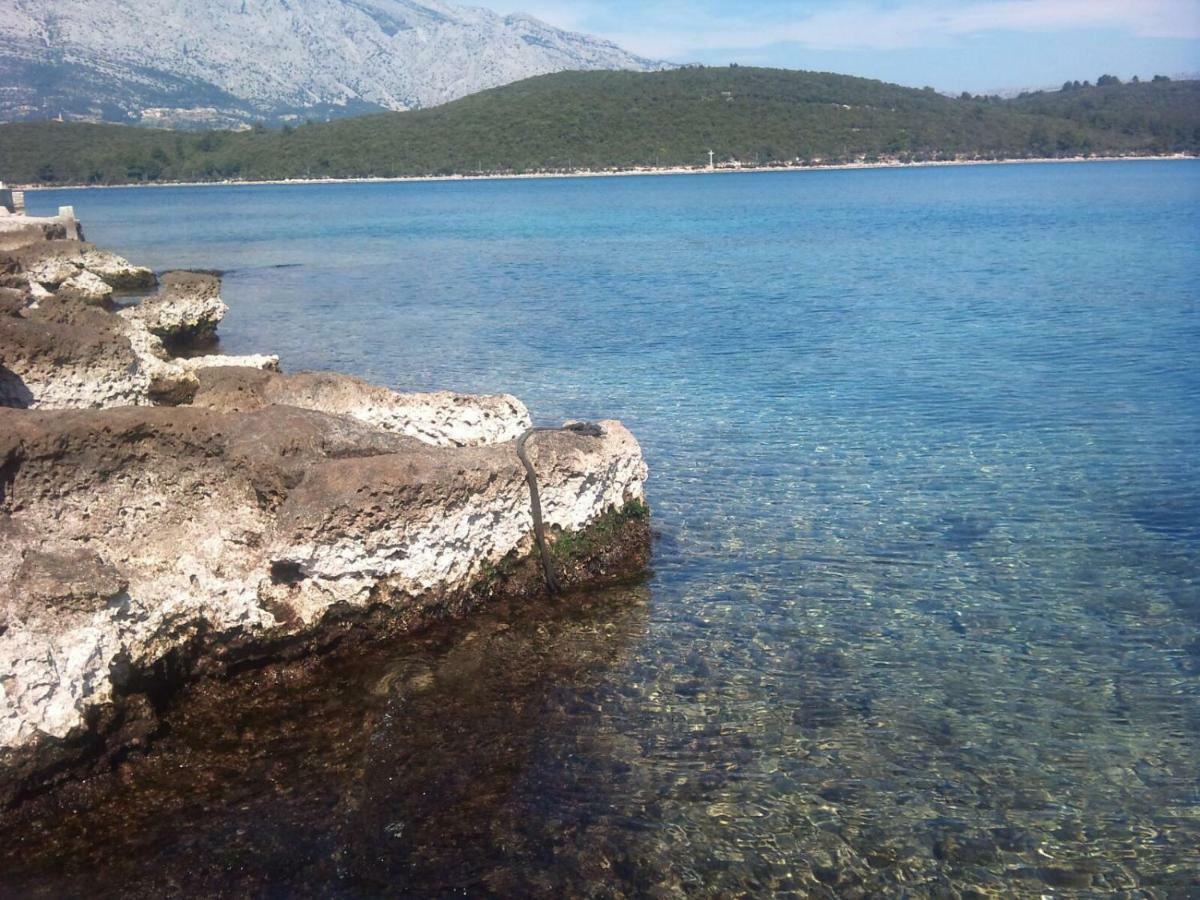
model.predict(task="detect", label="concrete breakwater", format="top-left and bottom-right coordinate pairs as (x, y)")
top-left (0, 221), bottom-right (649, 805)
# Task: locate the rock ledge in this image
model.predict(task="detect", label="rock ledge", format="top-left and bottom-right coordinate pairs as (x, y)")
top-left (0, 227), bottom-right (650, 805)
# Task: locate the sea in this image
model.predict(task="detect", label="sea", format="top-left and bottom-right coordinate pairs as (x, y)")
top-left (12, 161), bottom-right (1199, 896)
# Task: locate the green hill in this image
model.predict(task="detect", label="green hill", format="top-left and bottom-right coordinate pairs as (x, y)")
top-left (1008, 78), bottom-right (1200, 154)
top-left (2, 67), bottom-right (1197, 185)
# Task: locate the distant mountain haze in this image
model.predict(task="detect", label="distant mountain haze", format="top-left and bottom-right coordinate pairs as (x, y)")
top-left (0, 0), bottom-right (669, 128)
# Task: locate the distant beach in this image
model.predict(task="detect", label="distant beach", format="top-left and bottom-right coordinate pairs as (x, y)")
top-left (20, 153), bottom-right (1196, 192)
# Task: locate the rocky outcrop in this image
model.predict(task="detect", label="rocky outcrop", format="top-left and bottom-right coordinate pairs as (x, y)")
top-left (193, 367), bottom-right (530, 447)
top-left (13, 240), bottom-right (155, 296)
top-left (0, 406), bottom-right (647, 804)
top-left (1, 247), bottom-right (278, 410)
top-left (0, 300), bottom-right (148, 409)
top-left (121, 271), bottom-right (226, 343)
top-left (0, 227), bottom-right (651, 806)
top-left (55, 269), bottom-right (114, 306)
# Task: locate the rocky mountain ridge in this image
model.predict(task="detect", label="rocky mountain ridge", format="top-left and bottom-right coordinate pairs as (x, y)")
top-left (0, 0), bottom-right (668, 128)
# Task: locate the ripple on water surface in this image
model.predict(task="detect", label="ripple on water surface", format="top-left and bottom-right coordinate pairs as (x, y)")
top-left (10, 162), bottom-right (1200, 896)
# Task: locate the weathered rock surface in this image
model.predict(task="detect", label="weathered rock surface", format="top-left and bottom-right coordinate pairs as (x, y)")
top-left (1, 251), bottom-right (276, 410)
top-left (1, 241), bottom-right (153, 313)
top-left (193, 367), bottom-right (531, 447)
top-left (0, 300), bottom-right (149, 409)
top-left (55, 269), bottom-right (114, 306)
top-left (122, 271), bottom-right (226, 343)
top-left (79, 247), bottom-right (157, 291)
top-left (24, 253), bottom-right (81, 289)
top-left (0, 405), bottom-right (647, 802)
top-left (0, 227), bottom-right (651, 806)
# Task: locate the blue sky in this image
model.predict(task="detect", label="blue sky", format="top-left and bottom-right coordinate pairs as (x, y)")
top-left (504, 0), bottom-right (1200, 93)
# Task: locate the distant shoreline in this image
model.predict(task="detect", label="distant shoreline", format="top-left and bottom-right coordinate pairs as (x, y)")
top-left (20, 153), bottom-right (1196, 192)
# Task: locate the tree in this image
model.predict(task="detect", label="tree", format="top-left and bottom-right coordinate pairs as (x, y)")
top-left (1153, 75), bottom-right (1171, 83)
top-left (1097, 74), bottom-right (1121, 87)
top-left (36, 164), bottom-right (55, 182)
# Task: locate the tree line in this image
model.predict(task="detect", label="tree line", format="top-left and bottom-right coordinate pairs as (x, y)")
top-left (2, 68), bottom-right (1196, 186)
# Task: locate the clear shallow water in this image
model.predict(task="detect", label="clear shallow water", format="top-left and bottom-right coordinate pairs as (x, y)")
top-left (17, 163), bottom-right (1200, 896)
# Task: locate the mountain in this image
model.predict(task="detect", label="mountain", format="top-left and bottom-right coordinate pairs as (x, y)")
top-left (2, 68), bottom-right (1197, 185)
top-left (0, 0), bottom-right (668, 128)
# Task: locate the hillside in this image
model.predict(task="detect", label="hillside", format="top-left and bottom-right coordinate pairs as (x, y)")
top-left (0, 0), bottom-right (666, 129)
top-left (2, 68), bottom-right (1197, 185)
top-left (1008, 79), bottom-right (1200, 153)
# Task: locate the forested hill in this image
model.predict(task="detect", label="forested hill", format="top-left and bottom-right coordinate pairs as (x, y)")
top-left (2, 68), bottom-right (1197, 185)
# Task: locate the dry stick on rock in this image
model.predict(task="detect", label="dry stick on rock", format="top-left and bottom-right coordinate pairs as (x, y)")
top-left (515, 423), bottom-right (604, 595)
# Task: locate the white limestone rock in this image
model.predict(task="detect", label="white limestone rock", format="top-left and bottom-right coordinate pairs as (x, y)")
top-left (122, 271), bottom-right (227, 342)
top-left (192, 368), bottom-right (531, 447)
top-left (80, 248), bottom-right (155, 291)
top-left (25, 256), bottom-right (80, 288)
top-left (56, 269), bottom-right (114, 306)
top-left (0, 406), bottom-right (648, 761)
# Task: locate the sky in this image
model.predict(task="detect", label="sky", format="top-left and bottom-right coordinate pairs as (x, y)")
top-left (505, 0), bottom-right (1200, 94)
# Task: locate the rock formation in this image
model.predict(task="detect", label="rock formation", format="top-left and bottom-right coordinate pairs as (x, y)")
top-left (0, 223), bottom-right (650, 806)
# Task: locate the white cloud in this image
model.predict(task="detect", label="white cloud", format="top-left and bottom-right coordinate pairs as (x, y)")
top-left (506, 0), bottom-right (1200, 60)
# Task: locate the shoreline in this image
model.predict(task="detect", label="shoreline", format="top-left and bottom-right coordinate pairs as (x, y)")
top-left (20, 153), bottom-right (1197, 192)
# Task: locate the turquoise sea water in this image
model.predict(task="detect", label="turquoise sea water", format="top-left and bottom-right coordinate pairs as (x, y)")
top-left (17, 162), bottom-right (1200, 895)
